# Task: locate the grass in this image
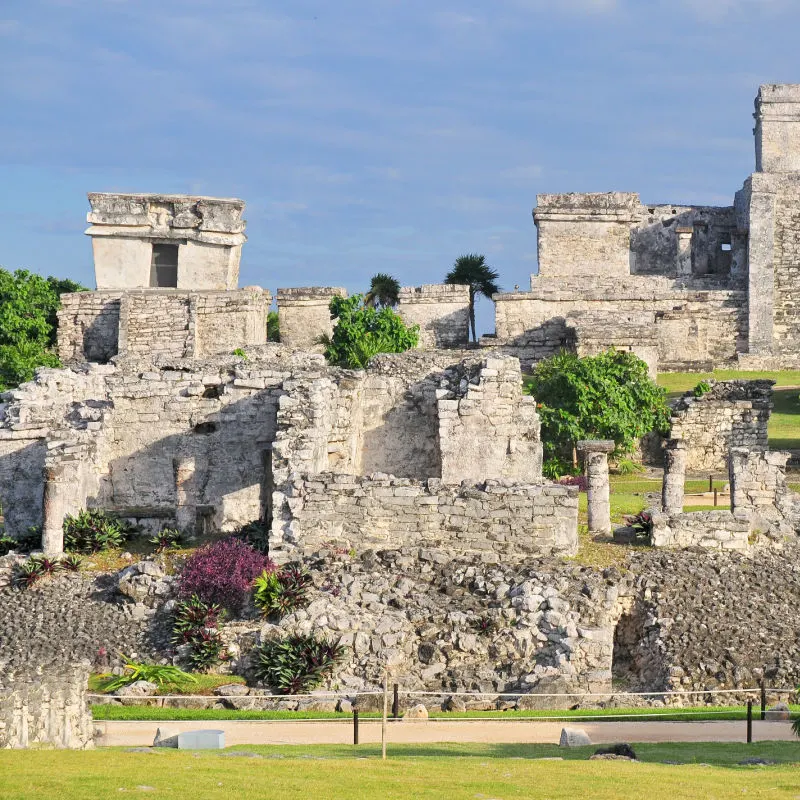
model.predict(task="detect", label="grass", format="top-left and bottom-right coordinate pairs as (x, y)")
top-left (3, 743), bottom-right (800, 800)
top-left (90, 703), bottom-right (797, 722)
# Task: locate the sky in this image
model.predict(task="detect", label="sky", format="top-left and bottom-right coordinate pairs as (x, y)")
top-left (1, 0), bottom-right (799, 335)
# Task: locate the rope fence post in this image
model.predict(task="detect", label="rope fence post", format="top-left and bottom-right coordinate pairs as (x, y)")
top-left (353, 710), bottom-right (359, 745)
top-left (746, 700), bottom-right (753, 744)
top-left (392, 683), bottom-right (399, 719)
top-left (760, 679), bottom-right (767, 721)
top-left (381, 668), bottom-right (389, 760)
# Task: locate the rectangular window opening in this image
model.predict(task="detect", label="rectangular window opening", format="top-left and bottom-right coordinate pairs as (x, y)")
top-left (720, 242), bottom-right (732, 252)
top-left (150, 243), bottom-right (179, 287)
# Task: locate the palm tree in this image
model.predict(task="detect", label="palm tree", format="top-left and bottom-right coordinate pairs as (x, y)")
top-left (444, 254), bottom-right (500, 343)
top-left (364, 273), bottom-right (401, 309)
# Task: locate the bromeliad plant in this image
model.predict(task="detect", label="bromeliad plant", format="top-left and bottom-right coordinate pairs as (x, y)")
top-left (102, 656), bottom-right (198, 692)
top-left (12, 554), bottom-right (65, 589)
top-left (254, 634), bottom-right (345, 694)
top-left (623, 511), bottom-right (655, 542)
top-left (253, 563), bottom-right (312, 619)
top-left (63, 508), bottom-right (131, 553)
top-left (149, 527), bottom-right (183, 554)
top-left (172, 595), bottom-right (228, 671)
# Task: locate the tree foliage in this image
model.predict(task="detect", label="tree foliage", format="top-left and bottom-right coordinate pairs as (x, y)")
top-left (444, 253), bottom-right (500, 343)
top-left (323, 294), bottom-right (419, 369)
top-left (364, 272), bottom-right (400, 308)
top-left (267, 310), bottom-right (280, 342)
top-left (0, 268), bottom-right (87, 391)
top-left (525, 350), bottom-right (671, 474)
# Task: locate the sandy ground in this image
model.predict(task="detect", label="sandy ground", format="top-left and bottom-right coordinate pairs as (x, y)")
top-left (95, 719), bottom-right (797, 748)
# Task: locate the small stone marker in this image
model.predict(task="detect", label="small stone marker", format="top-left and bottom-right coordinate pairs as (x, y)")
top-left (177, 729), bottom-right (225, 750)
top-left (559, 727), bottom-right (591, 747)
top-left (153, 727), bottom-right (180, 748)
top-left (403, 703), bottom-right (429, 721)
top-left (765, 702), bottom-right (791, 721)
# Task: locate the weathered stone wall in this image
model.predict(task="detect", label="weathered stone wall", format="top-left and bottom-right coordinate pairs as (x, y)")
top-left (0, 664), bottom-right (94, 749)
top-left (438, 356), bottom-right (542, 483)
top-left (397, 284), bottom-right (470, 348)
top-left (57, 292), bottom-right (122, 364)
top-left (275, 474), bottom-right (578, 562)
top-left (668, 380), bottom-right (772, 473)
top-left (277, 287), bottom-right (346, 350)
top-left (650, 510), bottom-right (751, 551)
top-left (493, 277), bottom-right (746, 372)
top-left (755, 84), bottom-right (800, 173)
top-left (58, 289), bottom-right (269, 364)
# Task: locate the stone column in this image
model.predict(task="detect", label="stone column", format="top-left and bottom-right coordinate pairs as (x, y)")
top-left (174, 457), bottom-right (198, 537)
top-left (661, 440), bottom-right (686, 515)
top-left (675, 227), bottom-right (693, 277)
top-left (577, 440), bottom-right (615, 535)
top-left (41, 464), bottom-right (70, 555)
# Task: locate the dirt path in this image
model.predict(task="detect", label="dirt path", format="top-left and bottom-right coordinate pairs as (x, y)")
top-left (95, 719), bottom-right (796, 747)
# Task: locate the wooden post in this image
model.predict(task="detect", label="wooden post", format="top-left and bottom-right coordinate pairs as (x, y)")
top-left (381, 669), bottom-right (389, 760)
top-left (392, 683), bottom-right (399, 719)
top-left (747, 700), bottom-right (753, 743)
top-left (760, 680), bottom-right (767, 721)
top-left (353, 710), bottom-right (359, 745)
top-left (709, 475), bottom-right (713, 492)
top-left (714, 488), bottom-right (718, 506)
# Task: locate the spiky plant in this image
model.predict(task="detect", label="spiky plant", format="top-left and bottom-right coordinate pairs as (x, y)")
top-left (255, 634), bottom-right (345, 694)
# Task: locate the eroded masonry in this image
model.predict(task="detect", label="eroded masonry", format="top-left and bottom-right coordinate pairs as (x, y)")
top-left (3, 86), bottom-right (800, 738)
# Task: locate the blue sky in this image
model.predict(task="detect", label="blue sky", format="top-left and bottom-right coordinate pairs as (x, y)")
top-left (1, 0), bottom-right (798, 334)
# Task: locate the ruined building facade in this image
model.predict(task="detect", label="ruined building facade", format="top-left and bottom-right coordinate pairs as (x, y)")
top-left (490, 84), bottom-right (800, 373)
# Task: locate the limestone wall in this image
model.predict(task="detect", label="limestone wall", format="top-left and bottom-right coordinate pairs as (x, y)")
top-left (650, 510), bottom-right (751, 551)
top-left (668, 380), bottom-right (772, 473)
top-left (493, 278), bottom-right (745, 372)
top-left (0, 664), bottom-right (94, 749)
top-left (397, 284), bottom-right (470, 348)
top-left (277, 287), bottom-right (346, 350)
top-left (57, 289), bottom-right (270, 364)
top-left (279, 474), bottom-right (578, 561)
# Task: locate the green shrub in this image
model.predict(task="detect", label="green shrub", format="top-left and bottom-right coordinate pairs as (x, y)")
top-left (149, 527), bottom-right (182, 553)
top-left (232, 348), bottom-right (248, 360)
top-left (236, 520), bottom-right (269, 554)
top-left (254, 633), bottom-right (345, 694)
top-left (253, 563), bottom-right (311, 619)
top-left (63, 508), bottom-right (131, 553)
top-left (0, 533), bottom-right (19, 556)
top-left (693, 380), bottom-right (712, 398)
top-left (526, 350), bottom-right (670, 463)
top-left (267, 310), bottom-right (280, 342)
top-left (323, 294), bottom-right (419, 369)
top-left (613, 458), bottom-right (645, 476)
top-left (102, 657), bottom-right (198, 692)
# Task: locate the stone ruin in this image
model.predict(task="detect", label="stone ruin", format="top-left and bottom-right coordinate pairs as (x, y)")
top-left (5, 85), bottom-right (800, 740)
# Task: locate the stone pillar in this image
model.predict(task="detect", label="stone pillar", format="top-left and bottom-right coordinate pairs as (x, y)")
top-left (174, 457), bottom-right (198, 537)
top-left (276, 287), bottom-right (347, 350)
top-left (661, 440), bottom-right (686, 515)
top-left (675, 227), bottom-right (693, 277)
top-left (746, 188), bottom-right (776, 355)
top-left (577, 440), bottom-right (615, 535)
top-left (41, 464), bottom-right (70, 555)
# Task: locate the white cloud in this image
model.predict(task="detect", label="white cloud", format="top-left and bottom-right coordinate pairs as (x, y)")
top-left (508, 0), bottom-right (618, 14)
top-left (676, 0), bottom-right (787, 20)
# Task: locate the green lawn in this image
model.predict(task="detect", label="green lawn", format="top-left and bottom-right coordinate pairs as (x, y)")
top-left (91, 703), bottom-right (787, 722)
top-left (3, 743), bottom-right (800, 800)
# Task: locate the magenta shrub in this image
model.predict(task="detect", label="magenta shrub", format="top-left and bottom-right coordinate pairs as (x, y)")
top-left (558, 474), bottom-right (588, 492)
top-left (179, 537), bottom-right (273, 611)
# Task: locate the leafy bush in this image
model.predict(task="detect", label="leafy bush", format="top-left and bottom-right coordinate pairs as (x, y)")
top-left (13, 557), bottom-right (48, 589)
top-left (178, 537), bottom-right (270, 612)
top-left (232, 348), bottom-right (248, 360)
top-left (102, 657), bottom-right (198, 692)
top-left (254, 634), bottom-right (345, 694)
top-left (613, 458), bottom-right (645, 476)
top-left (172, 595), bottom-right (228, 671)
top-left (558, 474), bottom-right (588, 491)
top-left (323, 294), bottom-right (419, 369)
top-left (63, 509), bottom-right (131, 553)
top-left (543, 457), bottom-right (578, 481)
top-left (253, 563), bottom-right (311, 619)
top-left (60, 553), bottom-right (83, 572)
top-left (235, 520), bottom-right (269, 554)
top-left (0, 534), bottom-right (19, 556)
top-left (623, 511), bottom-right (654, 542)
top-left (0, 268), bottom-right (87, 390)
top-left (149, 527), bottom-right (182, 553)
top-left (526, 350), bottom-right (670, 464)
top-left (267, 310), bottom-right (280, 342)
top-left (693, 380), bottom-right (712, 398)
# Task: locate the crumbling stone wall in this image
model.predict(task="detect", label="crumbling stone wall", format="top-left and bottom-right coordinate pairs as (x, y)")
top-left (277, 287), bottom-right (346, 350)
top-left (0, 664), bottom-right (94, 749)
top-left (650, 509), bottom-right (751, 551)
top-left (397, 284), bottom-right (470, 348)
top-left (273, 475), bottom-right (577, 562)
top-left (668, 380), bottom-right (772, 473)
top-left (58, 289), bottom-right (269, 364)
